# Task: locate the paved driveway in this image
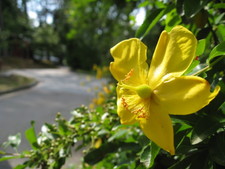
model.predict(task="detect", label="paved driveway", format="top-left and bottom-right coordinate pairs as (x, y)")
top-left (0, 67), bottom-right (106, 168)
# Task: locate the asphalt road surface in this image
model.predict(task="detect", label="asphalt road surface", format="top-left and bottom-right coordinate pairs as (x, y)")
top-left (0, 67), bottom-right (107, 168)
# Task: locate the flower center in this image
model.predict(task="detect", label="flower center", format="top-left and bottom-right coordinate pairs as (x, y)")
top-left (136, 84), bottom-right (152, 99)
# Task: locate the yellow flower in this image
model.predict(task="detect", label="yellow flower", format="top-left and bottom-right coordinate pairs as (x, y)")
top-left (109, 26), bottom-right (220, 155)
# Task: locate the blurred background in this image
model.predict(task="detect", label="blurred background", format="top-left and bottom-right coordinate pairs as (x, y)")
top-left (0, 0), bottom-right (148, 70)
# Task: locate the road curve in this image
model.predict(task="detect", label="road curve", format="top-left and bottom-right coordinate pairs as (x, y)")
top-left (0, 67), bottom-right (107, 168)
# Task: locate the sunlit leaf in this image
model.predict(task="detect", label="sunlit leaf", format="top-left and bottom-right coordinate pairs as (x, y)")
top-left (135, 4), bottom-right (174, 39)
top-left (0, 155), bottom-right (22, 162)
top-left (207, 41), bottom-right (225, 65)
top-left (25, 121), bottom-right (39, 150)
top-left (196, 39), bottom-right (206, 56)
top-left (140, 145), bottom-right (151, 168)
top-left (183, 60), bottom-right (200, 75)
top-left (165, 9), bottom-right (181, 31)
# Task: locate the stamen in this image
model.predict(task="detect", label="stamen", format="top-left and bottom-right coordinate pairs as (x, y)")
top-left (121, 97), bottom-right (129, 110)
top-left (121, 97), bottom-right (149, 119)
top-left (122, 69), bottom-right (134, 81)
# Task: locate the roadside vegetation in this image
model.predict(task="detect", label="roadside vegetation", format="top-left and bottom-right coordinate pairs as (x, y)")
top-left (0, 74), bottom-right (36, 93)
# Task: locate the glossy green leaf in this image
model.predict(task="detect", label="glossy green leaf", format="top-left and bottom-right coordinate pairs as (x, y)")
top-left (176, 0), bottom-right (185, 15)
top-left (149, 142), bottom-right (160, 168)
top-left (196, 39), bottom-right (206, 56)
top-left (25, 121), bottom-right (39, 150)
top-left (209, 132), bottom-right (225, 166)
top-left (183, 60), bottom-right (200, 75)
top-left (207, 41), bottom-right (225, 65)
top-left (184, 0), bottom-right (208, 17)
top-left (135, 4), bottom-right (174, 39)
top-left (140, 145), bottom-right (151, 168)
top-left (140, 141), bottom-right (160, 168)
top-left (168, 155), bottom-right (193, 169)
top-left (191, 116), bottom-right (223, 145)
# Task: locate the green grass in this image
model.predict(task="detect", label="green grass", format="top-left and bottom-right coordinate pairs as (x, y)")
top-left (0, 74), bottom-right (36, 92)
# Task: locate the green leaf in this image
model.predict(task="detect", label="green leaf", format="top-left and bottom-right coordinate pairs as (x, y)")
top-left (84, 142), bottom-right (139, 165)
top-left (196, 39), bottom-right (206, 56)
top-left (207, 41), bottom-right (225, 65)
top-left (14, 164), bottom-right (27, 169)
top-left (191, 116), bottom-right (223, 145)
top-left (168, 155), bottom-right (193, 169)
top-left (140, 142), bottom-right (160, 168)
top-left (213, 3), bottom-right (225, 9)
top-left (25, 121), bottom-right (39, 150)
top-left (165, 9), bottom-right (181, 32)
top-left (108, 129), bottom-right (127, 142)
top-left (135, 4), bottom-right (174, 39)
top-left (0, 155), bottom-right (22, 162)
top-left (209, 132), bottom-right (225, 166)
top-left (184, 0), bottom-right (208, 17)
top-left (183, 60), bottom-right (200, 75)
top-left (140, 145), bottom-right (151, 168)
top-left (219, 102), bottom-right (225, 113)
top-left (149, 142), bottom-right (160, 168)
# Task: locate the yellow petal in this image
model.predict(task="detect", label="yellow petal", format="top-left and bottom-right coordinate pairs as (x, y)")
top-left (153, 76), bottom-right (220, 115)
top-left (117, 84), bottom-right (152, 124)
top-left (148, 26), bottom-right (197, 88)
top-left (117, 86), bottom-right (137, 124)
top-left (110, 38), bottom-right (148, 82)
top-left (139, 102), bottom-right (175, 155)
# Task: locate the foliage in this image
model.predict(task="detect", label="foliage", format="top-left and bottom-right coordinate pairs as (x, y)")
top-left (1, 0), bottom-right (225, 169)
top-left (56, 0), bottom-right (138, 70)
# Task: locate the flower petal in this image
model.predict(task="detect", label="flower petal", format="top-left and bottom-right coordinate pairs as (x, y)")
top-left (148, 26), bottom-right (197, 88)
top-left (139, 102), bottom-right (175, 155)
top-left (117, 84), bottom-right (152, 124)
top-left (117, 86), bottom-right (137, 124)
top-left (110, 38), bottom-right (148, 82)
top-left (153, 76), bottom-right (220, 115)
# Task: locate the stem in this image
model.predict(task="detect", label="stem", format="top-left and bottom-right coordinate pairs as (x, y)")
top-left (210, 55), bottom-right (225, 67)
top-left (192, 55), bottom-right (225, 76)
top-left (192, 65), bottom-right (210, 76)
